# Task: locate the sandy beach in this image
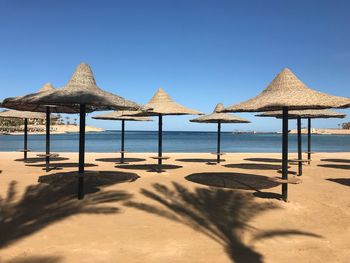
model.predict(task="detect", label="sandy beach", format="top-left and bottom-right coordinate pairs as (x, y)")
top-left (0, 151), bottom-right (349, 263)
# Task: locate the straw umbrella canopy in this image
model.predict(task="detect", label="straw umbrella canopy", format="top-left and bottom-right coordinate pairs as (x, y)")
top-left (0, 109), bottom-right (48, 119)
top-left (222, 68), bottom-right (350, 201)
top-left (2, 63), bottom-right (143, 199)
top-left (1, 83), bottom-right (76, 171)
top-left (190, 103), bottom-right (250, 163)
top-left (0, 109), bottom-right (57, 160)
top-left (256, 109), bottom-right (346, 119)
top-left (256, 109), bottom-right (346, 176)
top-left (124, 88), bottom-right (202, 172)
top-left (92, 111), bottom-right (152, 163)
top-left (1, 83), bottom-right (79, 113)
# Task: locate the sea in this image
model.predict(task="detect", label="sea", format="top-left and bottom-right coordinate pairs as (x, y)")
top-left (0, 131), bottom-right (349, 153)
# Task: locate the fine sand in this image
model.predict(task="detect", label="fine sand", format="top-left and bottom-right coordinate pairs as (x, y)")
top-left (0, 152), bottom-right (349, 263)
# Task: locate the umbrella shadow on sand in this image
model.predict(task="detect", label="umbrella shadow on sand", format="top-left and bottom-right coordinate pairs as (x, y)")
top-left (321, 158), bottom-right (350, 163)
top-left (15, 157), bottom-right (70, 163)
top-left (38, 171), bottom-right (140, 194)
top-left (25, 162), bottom-right (98, 171)
top-left (185, 172), bottom-right (282, 200)
top-left (318, 164), bottom-right (350, 170)
top-left (326, 178), bottom-right (350, 187)
top-left (3, 255), bottom-right (62, 263)
top-left (224, 163), bottom-right (283, 170)
top-left (115, 164), bottom-right (183, 173)
top-left (185, 172), bottom-right (279, 191)
top-left (175, 158), bottom-right (226, 164)
top-left (96, 157), bottom-right (146, 163)
top-left (125, 182), bottom-right (322, 263)
top-left (244, 158), bottom-right (281, 163)
top-left (0, 177), bottom-right (134, 249)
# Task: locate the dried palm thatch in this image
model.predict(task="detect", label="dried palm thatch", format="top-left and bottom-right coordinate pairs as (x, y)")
top-left (1, 83), bottom-right (79, 113)
top-left (190, 103), bottom-right (250, 123)
top-left (222, 68), bottom-right (350, 202)
top-left (2, 64), bottom-right (143, 112)
top-left (0, 109), bottom-right (55, 120)
top-left (125, 88), bottom-right (202, 116)
top-left (256, 109), bottom-right (346, 119)
top-left (92, 111), bottom-right (152, 121)
top-left (223, 68), bottom-right (350, 113)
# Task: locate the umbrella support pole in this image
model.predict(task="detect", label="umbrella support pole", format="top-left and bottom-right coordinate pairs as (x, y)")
top-left (45, 107), bottom-right (50, 172)
top-left (217, 121), bottom-right (221, 163)
top-left (120, 120), bottom-right (125, 164)
top-left (282, 107), bottom-right (289, 202)
top-left (24, 118), bottom-right (28, 161)
top-left (307, 118), bottom-right (311, 165)
top-left (78, 104), bottom-right (86, 200)
top-left (157, 114), bottom-right (163, 173)
top-left (297, 117), bottom-right (302, 176)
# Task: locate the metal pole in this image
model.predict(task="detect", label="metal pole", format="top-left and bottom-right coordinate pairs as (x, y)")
top-left (158, 114), bottom-right (163, 173)
top-left (217, 121), bottom-right (221, 163)
top-left (297, 117), bottom-right (302, 176)
top-left (307, 118), bottom-right (311, 165)
top-left (282, 107), bottom-right (289, 202)
top-left (120, 119), bottom-right (125, 163)
top-left (24, 118), bottom-right (28, 161)
top-left (45, 107), bottom-right (50, 172)
top-left (78, 104), bottom-right (86, 200)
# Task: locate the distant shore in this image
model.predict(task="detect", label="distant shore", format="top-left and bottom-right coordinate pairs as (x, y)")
top-left (289, 128), bottom-right (350, 135)
top-left (1, 124), bottom-right (104, 135)
top-left (2, 127), bottom-right (349, 135)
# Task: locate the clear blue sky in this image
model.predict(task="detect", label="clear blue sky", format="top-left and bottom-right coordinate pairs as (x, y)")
top-left (0, 0), bottom-right (349, 132)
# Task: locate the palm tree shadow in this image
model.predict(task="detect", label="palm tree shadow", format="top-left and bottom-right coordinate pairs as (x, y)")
top-left (125, 182), bottom-right (322, 263)
top-left (0, 179), bottom-right (133, 249)
top-left (4, 255), bottom-right (62, 263)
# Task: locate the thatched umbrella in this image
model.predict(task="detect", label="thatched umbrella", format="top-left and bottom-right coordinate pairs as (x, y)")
top-left (256, 109), bottom-right (346, 175)
top-left (124, 88), bottom-right (202, 172)
top-left (0, 109), bottom-right (57, 161)
top-left (2, 83), bottom-right (76, 172)
top-left (190, 103), bottom-right (250, 163)
top-left (2, 63), bottom-right (142, 199)
top-left (222, 68), bottom-right (350, 201)
top-left (92, 111), bottom-right (152, 163)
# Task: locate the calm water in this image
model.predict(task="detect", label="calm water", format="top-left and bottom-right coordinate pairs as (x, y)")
top-left (0, 131), bottom-right (349, 153)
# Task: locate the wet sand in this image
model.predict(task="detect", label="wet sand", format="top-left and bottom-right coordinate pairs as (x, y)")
top-left (0, 152), bottom-right (349, 263)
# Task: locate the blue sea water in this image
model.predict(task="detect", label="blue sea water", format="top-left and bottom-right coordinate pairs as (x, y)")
top-left (0, 131), bottom-right (349, 153)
